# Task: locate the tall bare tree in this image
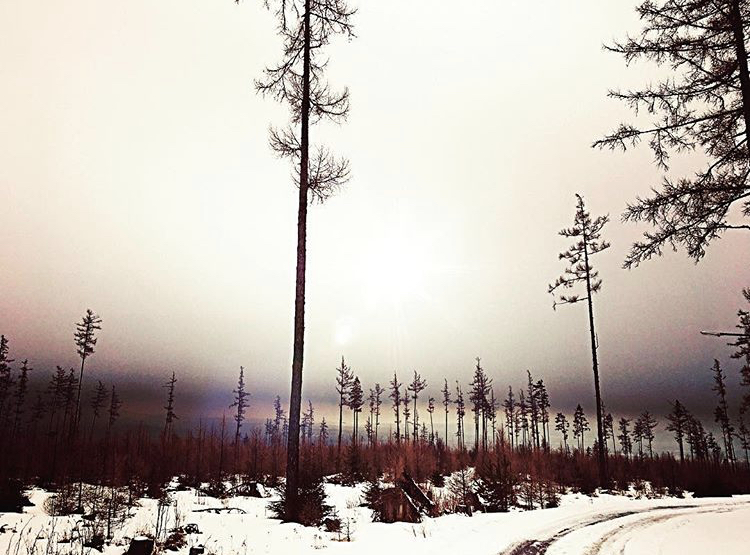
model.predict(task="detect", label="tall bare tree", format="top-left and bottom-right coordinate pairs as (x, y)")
top-left (549, 194), bottom-right (610, 486)
top-left (243, 0), bottom-right (355, 521)
top-left (595, 0), bottom-right (750, 267)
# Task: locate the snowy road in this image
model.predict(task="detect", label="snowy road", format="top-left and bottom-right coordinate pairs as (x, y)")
top-left (500, 500), bottom-right (750, 555)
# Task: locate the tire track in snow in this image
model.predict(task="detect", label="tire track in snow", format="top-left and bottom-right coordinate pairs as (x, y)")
top-left (499, 502), bottom-right (746, 555)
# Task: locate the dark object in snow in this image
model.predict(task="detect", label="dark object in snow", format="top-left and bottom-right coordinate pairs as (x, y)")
top-left (84, 533), bottom-right (105, 551)
top-left (323, 518), bottom-right (341, 532)
top-left (0, 478), bottom-right (31, 513)
top-left (399, 473), bottom-right (439, 517)
top-left (377, 487), bottom-right (422, 523)
top-left (230, 482), bottom-right (263, 498)
top-left (192, 507), bottom-right (246, 514)
top-left (183, 524), bottom-right (200, 534)
top-left (125, 538), bottom-right (154, 555)
top-left (189, 546), bottom-right (205, 555)
top-left (454, 504), bottom-right (473, 516)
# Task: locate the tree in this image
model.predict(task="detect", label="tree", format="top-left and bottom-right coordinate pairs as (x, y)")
top-left (455, 381), bottom-right (466, 450)
top-left (89, 380), bottom-right (108, 442)
top-left (371, 383), bottom-right (383, 445)
top-left (441, 379), bottom-right (451, 445)
top-left (407, 371), bottom-right (427, 443)
top-left (348, 376), bottom-right (363, 445)
top-left (0, 336), bottom-right (14, 422)
top-left (302, 400), bottom-right (315, 445)
top-left (604, 412), bottom-right (616, 456)
top-left (335, 357), bottom-right (353, 459)
top-left (555, 412), bottom-right (570, 453)
top-left (618, 418), bottom-right (632, 460)
top-left (730, 288), bottom-right (750, 414)
top-left (247, 0), bottom-right (355, 522)
top-left (639, 411), bottom-right (658, 458)
top-left (389, 372), bottom-right (402, 444)
top-left (549, 194), bottom-right (610, 486)
top-left (73, 309), bottom-right (102, 434)
top-left (572, 405), bottom-right (590, 452)
top-left (666, 400), bottom-right (689, 462)
top-left (503, 386), bottom-right (516, 450)
top-left (11, 360), bottom-right (31, 441)
top-left (230, 366), bottom-right (250, 458)
top-left (712, 359), bottom-right (736, 463)
top-left (595, 0), bottom-right (750, 267)
top-left (163, 372), bottom-right (178, 438)
top-left (427, 396), bottom-right (435, 444)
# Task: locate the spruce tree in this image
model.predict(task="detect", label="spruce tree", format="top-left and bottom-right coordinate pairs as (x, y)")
top-left (549, 194), bottom-right (610, 486)
top-left (596, 0), bottom-right (750, 266)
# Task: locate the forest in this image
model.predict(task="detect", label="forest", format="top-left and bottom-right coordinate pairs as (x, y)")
top-left (5, 0), bottom-right (750, 553)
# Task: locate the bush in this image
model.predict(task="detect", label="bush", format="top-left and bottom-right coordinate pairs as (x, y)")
top-left (0, 479), bottom-right (30, 513)
top-left (269, 471), bottom-right (331, 527)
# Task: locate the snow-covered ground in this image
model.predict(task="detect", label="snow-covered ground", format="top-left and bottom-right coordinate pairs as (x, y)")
top-left (1, 485), bottom-right (747, 555)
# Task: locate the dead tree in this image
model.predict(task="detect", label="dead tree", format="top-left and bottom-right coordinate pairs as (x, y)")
top-left (243, 0), bottom-right (355, 522)
top-left (549, 194), bottom-right (610, 487)
top-left (230, 366), bottom-right (250, 464)
top-left (407, 371), bottom-right (427, 443)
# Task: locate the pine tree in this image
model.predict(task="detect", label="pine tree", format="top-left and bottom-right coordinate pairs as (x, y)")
top-left (639, 411), bottom-right (658, 458)
top-left (711, 359), bottom-right (736, 463)
top-left (604, 412), bottom-right (616, 456)
top-left (163, 371), bottom-right (178, 438)
top-left (389, 372), bottom-right (402, 445)
top-left (555, 412), bottom-right (570, 453)
top-left (596, 0), bottom-right (750, 266)
top-left (407, 370), bottom-right (427, 443)
top-left (427, 396), bottom-right (435, 444)
top-left (11, 359), bottom-right (31, 440)
top-left (549, 194), bottom-right (610, 486)
top-left (371, 383), bottom-right (383, 445)
top-left (348, 376), bottom-right (363, 446)
top-left (503, 386), bottom-right (515, 450)
top-left (336, 357), bottom-right (353, 458)
top-left (230, 366), bottom-right (250, 461)
top-left (0, 336), bottom-right (14, 423)
top-left (455, 381), bottom-right (466, 450)
top-left (247, 0), bottom-right (355, 521)
top-left (441, 378), bottom-right (451, 446)
top-left (618, 418), bottom-right (632, 460)
top-left (666, 400), bottom-right (689, 463)
top-left (73, 309), bottom-right (102, 434)
top-left (89, 380), bottom-right (108, 442)
top-left (572, 405), bottom-right (590, 452)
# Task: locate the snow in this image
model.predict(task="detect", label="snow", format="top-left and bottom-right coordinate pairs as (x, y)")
top-left (1, 485), bottom-right (747, 555)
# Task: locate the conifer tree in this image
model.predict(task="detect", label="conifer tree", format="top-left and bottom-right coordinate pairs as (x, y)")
top-left (0, 336), bottom-right (14, 422)
top-left (348, 376), bottom-right (363, 446)
top-left (163, 371), bottom-right (178, 438)
top-left (596, 0), bottom-right (750, 266)
top-left (245, 0), bottom-right (355, 520)
top-left (503, 386), bottom-right (516, 450)
top-left (407, 370), bottom-right (427, 442)
top-left (371, 383), bottom-right (383, 445)
top-left (712, 359), bottom-right (736, 463)
top-left (12, 359), bottom-right (31, 440)
top-left (427, 396), bottom-right (435, 444)
top-left (618, 418), bottom-right (632, 460)
top-left (73, 309), bottom-right (102, 434)
top-left (335, 357), bottom-right (353, 458)
top-left (555, 412), bottom-right (570, 453)
top-left (455, 381), bottom-right (466, 450)
top-left (89, 380), bottom-right (108, 442)
top-left (666, 400), bottom-right (689, 462)
top-left (573, 404), bottom-right (590, 451)
top-left (389, 372), bottom-right (402, 445)
top-left (230, 366), bottom-right (250, 458)
top-left (441, 378), bottom-right (451, 445)
top-left (549, 194), bottom-right (610, 486)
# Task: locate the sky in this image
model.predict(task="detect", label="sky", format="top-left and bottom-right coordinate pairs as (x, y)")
top-left (2, 0), bottom-right (750, 433)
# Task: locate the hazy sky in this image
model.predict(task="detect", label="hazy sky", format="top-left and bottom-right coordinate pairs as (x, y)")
top-left (2, 0), bottom-right (749, 427)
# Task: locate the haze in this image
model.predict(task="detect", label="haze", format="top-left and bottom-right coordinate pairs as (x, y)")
top-left (2, 0), bottom-right (749, 425)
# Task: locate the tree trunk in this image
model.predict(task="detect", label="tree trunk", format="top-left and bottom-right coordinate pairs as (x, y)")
top-left (583, 241), bottom-right (607, 488)
top-left (284, 0), bottom-right (311, 522)
top-left (730, 0), bottom-right (750, 153)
